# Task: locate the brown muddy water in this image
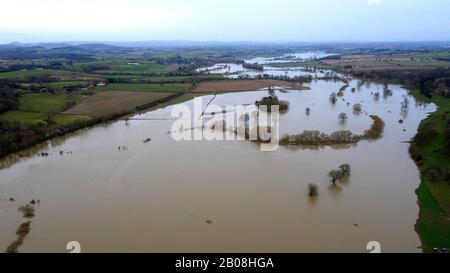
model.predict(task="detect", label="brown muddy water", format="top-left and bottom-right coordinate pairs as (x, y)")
top-left (0, 76), bottom-right (435, 253)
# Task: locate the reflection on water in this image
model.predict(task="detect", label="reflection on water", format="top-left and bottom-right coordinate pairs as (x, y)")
top-left (0, 64), bottom-right (435, 253)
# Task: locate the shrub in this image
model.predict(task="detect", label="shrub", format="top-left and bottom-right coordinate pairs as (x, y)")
top-left (307, 184), bottom-right (319, 197)
top-left (329, 93), bottom-right (337, 104)
top-left (339, 164), bottom-right (352, 177)
top-left (16, 221), bottom-right (31, 237)
top-left (353, 103), bottom-right (362, 114)
top-left (18, 204), bottom-right (35, 218)
top-left (338, 112), bottom-right (348, 123)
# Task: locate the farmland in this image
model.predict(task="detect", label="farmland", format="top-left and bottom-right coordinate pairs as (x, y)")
top-left (0, 93), bottom-right (90, 125)
top-left (95, 83), bottom-right (191, 92)
top-left (64, 91), bottom-right (174, 117)
top-left (269, 51), bottom-right (450, 73)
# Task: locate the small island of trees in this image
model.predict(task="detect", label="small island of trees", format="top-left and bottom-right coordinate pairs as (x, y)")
top-left (255, 94), bottom-right (289, 111)
top-left (243, 63), bottom-right (264, 71)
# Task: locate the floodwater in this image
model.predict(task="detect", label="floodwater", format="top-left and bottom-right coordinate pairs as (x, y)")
top-left (197, 63), bottom-right (330, 79)
top-left (196, 51), bottom-right (336, 78)
top-left (246, 51), bottom-right (338, 64)
top-left (0, 64), bottom-right (434, 253)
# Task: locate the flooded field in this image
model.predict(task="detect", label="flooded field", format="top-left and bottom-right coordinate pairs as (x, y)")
top-left (0, 63), bottom-right (435, 253)
top-left (246, 51), bottom-right (338, 64)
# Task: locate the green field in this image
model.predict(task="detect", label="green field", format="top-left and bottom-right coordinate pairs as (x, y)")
top-left (0, 110), bottom-right (90, 125)
top-left (17, 93), bottom-right (87, 113)
top-left (408, 88), bottom-right (450, 251)
top-left (392, 60), bottom-right (450, 67)
top-left (0, 69), bottom-right (102, 82)
top-left (21, 81), bottom-right (88, 89)
top-left (150, 49), bottom-right (226, 59)
top-left (96, 83), bottom-right (191, 92)
top-left (0, 93), bottom-right (91, 125)
top-left (411, 51), bottom-right (450, 59)
top-left (104, 74), bottom-right (225, 82)
top-left (114, 62), bottom-right (173, 73)
top-left (0, 70), bottom-right (54, 78)
top-left (72, 60), bottom-right (175, 74)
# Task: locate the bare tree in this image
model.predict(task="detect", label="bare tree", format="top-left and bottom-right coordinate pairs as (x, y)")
top-left (338, 112), bottom-right (348, 123)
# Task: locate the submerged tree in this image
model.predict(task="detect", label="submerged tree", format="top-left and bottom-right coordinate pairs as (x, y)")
top-left (339, 164), bottom-right (352, 177)
top-left (338, 112), bottom-right (348, 123)
top-left (401, 97), bottom-right (409, 111)
top-left (328, 170), bottom-right (343, 184)
top-left (353, 103), bottom-right (362, 114)
top-left (307, 183), bottom-right (319, 197)
top-left (256, 95), bottom-right (289, 111)
top-left (383, 86), bottom-right (393, 98)
top-left (374, 92), bottom-right (380, 101)
top-left (328, 164), bottom-right (352, 185)
top-left (329, 92), bottom-right (337, 104)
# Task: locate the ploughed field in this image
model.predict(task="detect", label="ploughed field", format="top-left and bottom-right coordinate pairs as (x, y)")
top-left (64, 91), bottom-right (175, 117)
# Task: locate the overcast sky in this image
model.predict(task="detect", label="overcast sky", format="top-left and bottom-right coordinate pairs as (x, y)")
top-left (0, 0), bottom-right (449, 43)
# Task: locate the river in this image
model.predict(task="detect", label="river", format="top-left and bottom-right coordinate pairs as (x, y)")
top-left (0, 57), bottom-right (434, 253)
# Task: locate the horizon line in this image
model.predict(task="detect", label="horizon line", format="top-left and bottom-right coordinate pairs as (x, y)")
top-left (1, 39), bottom-right (450, 46)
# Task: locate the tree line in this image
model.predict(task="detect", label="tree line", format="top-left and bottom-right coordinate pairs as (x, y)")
top-left (0, 80), bottom-right (19, 114)
top-left (352, 68), bottom-right (450, 98)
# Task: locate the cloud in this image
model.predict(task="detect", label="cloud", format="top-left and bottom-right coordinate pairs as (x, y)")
top-left (367, 0), bottom-right (382, 6)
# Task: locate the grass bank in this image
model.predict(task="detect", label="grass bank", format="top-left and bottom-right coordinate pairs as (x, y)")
top-left (407, 88), bottom-right (450, 251)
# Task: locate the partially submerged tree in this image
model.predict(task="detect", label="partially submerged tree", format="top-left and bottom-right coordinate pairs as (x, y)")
top-left (353, 103), bottom-right (362, 114)
top-left (339, 164), bottom-right (352, 177)
top-left (329, 92), bottom-right (337, 104)
top-left (374, 92), bottom-right (380, 101)
top-left (328, 164), bottom-right (352, 184)
top-left (307, 183), bottom-right (319, 197)
top-left (401, 97), bottom-right (409, 112)
top-left (338, 112), bottom-right (348, 123)
top-left (328, 170), bottom-right (343, 184)
top-left (255, 94), bottom-right (289, 111)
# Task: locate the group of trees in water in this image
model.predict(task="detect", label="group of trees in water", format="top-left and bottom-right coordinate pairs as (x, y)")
top-left (255, 94), bottom-right (289, 111)
top-left (352, 67), bottom-right (450, 98)
top-left (307, 163), bottom-right (351, 197)
top-left (242, 63), bottom-right (264, 71)
top-left (328, 164), bottom-right (352, 184)
top-left (236, 73), bottom-right (313, 84)
top-left (280, 115), bottom-right (384, 146)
